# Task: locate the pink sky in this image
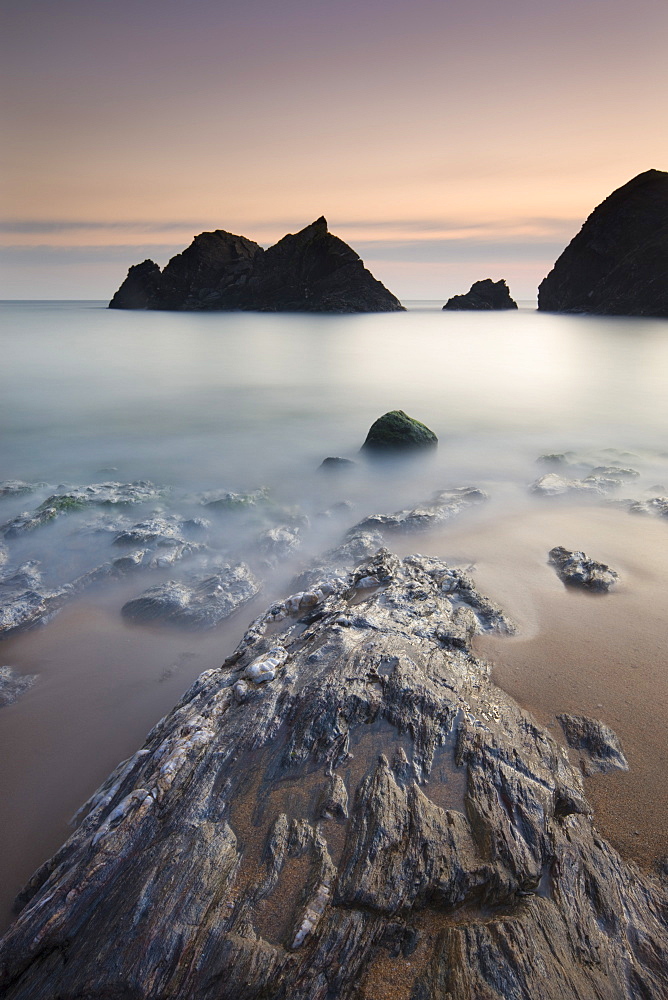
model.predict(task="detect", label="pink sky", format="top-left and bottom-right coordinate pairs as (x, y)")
top-left (2, 0), bottom-right (667, 299)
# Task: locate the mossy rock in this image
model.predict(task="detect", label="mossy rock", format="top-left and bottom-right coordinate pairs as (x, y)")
top-left (361, 410), bottom-right (438, 453)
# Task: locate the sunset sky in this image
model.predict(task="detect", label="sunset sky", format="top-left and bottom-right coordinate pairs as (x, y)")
top-left (2, 0), bottom-right (667, 300)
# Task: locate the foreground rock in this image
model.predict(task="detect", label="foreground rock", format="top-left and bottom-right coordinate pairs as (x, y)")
top-left (558, 714), bottom-right (629, 776)
top-left (0, 666), bottom-right (38, 707)
top-left (0, 482), bottom-right (160, 538)
top-left (2, 549), bottom-right (666, 999)
top-left (443, 278), bottom-right (518, 311)
top-left (538, 169), bottom-right (668, 317)
top-left (121, 563), bottom-right (259, 629)
top-left (109, 217), bottom-right (404, 313)
top-left (548, 546), bottom-right (619, 591)
top-left (361, 410), bottom-right (438, 453)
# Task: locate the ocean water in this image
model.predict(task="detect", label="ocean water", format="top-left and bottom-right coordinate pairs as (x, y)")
top-left (2, 299), bottom-right (668, 928)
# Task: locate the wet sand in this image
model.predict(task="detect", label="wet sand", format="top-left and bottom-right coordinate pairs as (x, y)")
top-left (412, 503), bottom-right (668, 870)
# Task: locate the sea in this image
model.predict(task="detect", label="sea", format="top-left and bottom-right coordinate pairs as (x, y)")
top-left (2, 299), bottom-right (668, 928)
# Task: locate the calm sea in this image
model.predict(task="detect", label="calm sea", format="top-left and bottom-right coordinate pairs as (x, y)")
top-left (2, 299), bottom-right (668, 927)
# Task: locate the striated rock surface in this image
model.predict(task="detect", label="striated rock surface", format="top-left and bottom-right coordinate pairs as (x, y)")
top-left (538, 169), bottom-right (668, 317)
top-left (1, 549), bottom-right (666, 999)
top-left (558, 714), bottom-right (629, 776)
top-left (361, 410), bottom-right (438, 453)
top-left (443, 278), bottom-right (518, 311)
top-left (548, 546), bottom-right (619, 592)
top-left (109, 218), bottom-right (404, 313)
top-left (0, 665), bottom-right (38, 708)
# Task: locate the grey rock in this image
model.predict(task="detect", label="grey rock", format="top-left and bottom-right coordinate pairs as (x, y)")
top-left (121, 563), bottom-right (259, 629)
top-left (1, 482), bottom-right (160, 538)
top-left (361, 409), bottom-right (438, 453)
top-left (1, 550), bottom-right (665, 998)
top-left (443, 278), bottom-right (518, 311)
top-left (318, 457), bottom-right (356, 471)
top-left (625, 496), bottom-right (668, 517)
top-left (353, 486), bottom-right (486, 533)
top-left (531, 472), bottom-right (623, 497)
top-left (558, 714), bottom-right (629, 775)
top-left (549, 546), bottom-right (619, 591)
top-left (0, 666), bottom-right (38, 707)
top-left (201, 487), bottom-right (270, 510)
top-left (0, 562), bottom-right (69, 639)
top-left (0, 481), bottom-right (37, 499)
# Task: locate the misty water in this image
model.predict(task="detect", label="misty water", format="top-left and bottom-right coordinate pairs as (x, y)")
top-left (2, 299), bottom-right (668, 928)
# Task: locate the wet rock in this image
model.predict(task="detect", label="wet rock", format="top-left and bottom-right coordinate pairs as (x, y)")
top-left (0, 482), bottom-right (160, 538)
top-left (109, 218), bottom-right (404, 313)
top-left (1, 550), bottom-right (665, 999)
top-left (353, 486), bottom-right (486, 533)
top-left (201, 487), bottom-right (270, 510)
top-left (361, 409), bottom-right (438, 453)
top-left (0, 481), bottom-right (37, 499)
top-left (318, 457), bottom-right (356, 471)
top-left (0, 562), bottom-right (69, 639)
top-left (624, 496), bottom-right (668, 517)
top-left (558, 714), bottom-right (629, 775)
top-left (0, 666), bottom-right (38, 707)
top-left (443, 278), bottom-right (518, 311)
top-left (530, 472), bottom-right (623, 497)
top-left (121, 563), bottom-right (259, 629)
top-left (548, 546), bottom-right (619, 591)
top-left (538, 169), bottom-right (668, 317)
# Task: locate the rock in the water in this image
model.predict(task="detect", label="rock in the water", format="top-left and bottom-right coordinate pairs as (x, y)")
top-left (121, 563), bottom-right (259, 629)
top-left (0, 562), bottom-right (69, 639)
top-left (108, 259), bottom-right (162, 309)
top-left (361, 409), bottom-right (438, 453)
top-left (318, 456), bottom-right (356, 471)
top-left (548, 546), bottom-right (619, 591)
top-left (1, 550), bottom-right (666, 999)
top-left (530, 472), bottom-right (623, 497)
top-left (558, 713), bottom-right (629, 775)
top-left (538, 169), bottom-right (668, 317)
top-left (443, 278), bottom-right (518, 311)
top-left (353, 486), bottom-right (486, 533)
top-left (109, 217), bottom-right (404, 313)
top-left (0, 665), bottom-right (38, 707)
top-left (0, 482), bottom-right (160, 538)
top-left (0, 481), bottom-right (37, 500)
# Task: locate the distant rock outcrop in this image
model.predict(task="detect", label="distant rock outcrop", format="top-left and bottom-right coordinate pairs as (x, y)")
top-left (538, 169), bottom-right (668, 317)
top-left (361, 410), bottom-right (438, 453)
top-left (443, 278), bottom-right (517, 311)
top-left (109, 218), bottom-right (404, 313)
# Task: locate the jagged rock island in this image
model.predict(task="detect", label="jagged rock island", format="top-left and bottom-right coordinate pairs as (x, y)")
top-left (538, 169), bottom-right (668, 317)
top-left (0, 546), bottom-right (666, 999)
top-left (109, 217), bottom-right (404, 313)
top-left (443, 278), bottom-right (518, 311)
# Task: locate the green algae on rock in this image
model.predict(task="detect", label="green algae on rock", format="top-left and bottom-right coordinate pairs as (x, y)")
top-left (361, 410), bottom-right (438, 453)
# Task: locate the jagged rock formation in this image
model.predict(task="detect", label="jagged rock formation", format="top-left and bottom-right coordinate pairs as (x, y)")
top-left (361, 410), bottom-right (438, 453)
top-left (1, 549), bottom-right (666, 999)
top-left (548, 546), bottom-right (619, 591)
top-left (538, 169), bottom-right (668, 317)
top-left (109, 218), bottom-right (404, 313)
top-left (0, 666), bottom-right (38, 708)
top-left (443, 278), bottom-right (518, 311)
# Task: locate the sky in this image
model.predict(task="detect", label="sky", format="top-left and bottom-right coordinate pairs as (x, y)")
top-left (1, 0), bottom-right (667, 300)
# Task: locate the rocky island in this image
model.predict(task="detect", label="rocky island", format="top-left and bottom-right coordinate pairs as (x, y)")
top-left (538, 169), bottom-right (668, 317)
top-left (109, 217), bottom-right (404, 313)
top-left (443, 278), bottom-right (518, 311)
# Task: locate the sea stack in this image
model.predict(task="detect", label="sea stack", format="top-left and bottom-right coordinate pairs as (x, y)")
top-left (538, 169), bottom-right (668, 317)
top-left (443, 278), bottom-right (517, 311)
top-left (361, 410), bottom-right (438, 453)
top-left (109, 218), bottom-right (404, 313)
